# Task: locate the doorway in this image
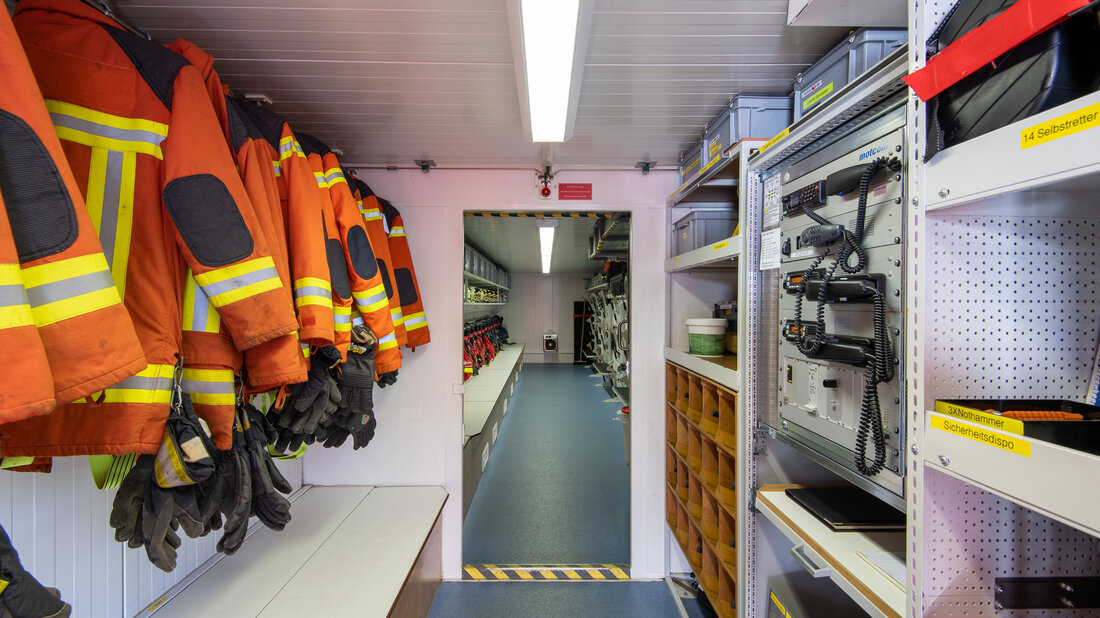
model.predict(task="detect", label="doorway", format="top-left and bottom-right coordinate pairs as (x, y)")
top-left (459, 211), bottom-right (632, 580)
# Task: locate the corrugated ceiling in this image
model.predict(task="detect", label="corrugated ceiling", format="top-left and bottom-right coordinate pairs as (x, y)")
top-left (464, 215), bottom-right (616, 275)
top-left (114, 0), bottom-right (850, 167)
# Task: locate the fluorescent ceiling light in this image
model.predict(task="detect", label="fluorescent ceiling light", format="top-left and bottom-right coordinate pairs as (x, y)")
top-left (520, 0), bottom-right (580, 142)
top-left (536, 218), bottom-right (558, 273)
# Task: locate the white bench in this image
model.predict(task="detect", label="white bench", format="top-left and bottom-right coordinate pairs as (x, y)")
top-left (461, 343), bottom-right (524, 516)
top-left (144, 485), bottom-right (447, 618)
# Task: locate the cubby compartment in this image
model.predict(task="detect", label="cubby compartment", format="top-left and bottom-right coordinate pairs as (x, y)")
top-left (676, 501), bottom-right (689, 548)
top-left (700, 381), bottom-right (720, 435)
top-left (718, 566), bottom-right (736, 618)
top-left (701, 437), bottom-right (719, 490)
top-left (688, 473), bottom-right (702, 520)
top-left (666, 405), bottom-right (677, 445)
top-left (666, 485), bottom-right (678, 530)
top-left (717, 389), bottom-right (736, 450)
top-left (687, 426), bottom-right (702, 473)
top-left (718, 451), bottom-right (736, 510)
top-left (676, 370), bottom-right (690, 413)
top-left (665, 363), bottom-right (678, 406)
top-left (701, 492), bottom-right (720, 544)
top-left (676, 416), bottom-right (689, 458)
top-left (718, 508), bottom-right (736, 568)
top-left (688, 522), bottom-right (704, 572)
top-left (666, 445), bottom-right (678, 487)
top-left (686, 375), bottom-right (703, 423)
top-left (701, 543), bottom-right (719, 599)
top-left (677, 459), bottom-right (689, 503)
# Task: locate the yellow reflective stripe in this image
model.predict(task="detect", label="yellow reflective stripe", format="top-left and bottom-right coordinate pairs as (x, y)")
top-left (112, 151), bottom-right (137, 297)
top-left (0, 303), bottom-right (34, 330)
top-left (388, 226), bottom-right (406, 238)
top-left (0, 264), bottom-right (33, 328)
top-left (389, 308), bottom-right (405, 325)
top-left (334, 305), bottom-right (352, 332)
top-left (301, 343), bottom-right (310, 358)
top-left (403, 311), bottom-right (427, 331)
top-left (53, 126), bottom-right (163, 159)
top-left (378, 333), bottom-right (399, 351)
top-left (323, 168), bottom-right (347, 185)
top-left (295, 295), bottom-right (332, 309)
top-left (75, 364), bottom-right (175, 405)
top-left (313, 172), bottom-right (328, 189)
top-left (182, 272), bottom-right (221, 333)
top-left (278, 136), bottom-right (305, 161)
top-left (181, 368), bottom-right (236, 406)
top-left (20, 254), bottom-right (122, 327)
top-left (46, 100), bottom-right (168, 136)
top-left (360, 208), bottom-right (383, 221)
top-left (294, 277), bottom-right (331, 292)
top-left (272, 161), bottom-right (282, 177)
top-left (0, 264), bottom-right (21, 286)
top-left (194, 257), bottom-right (282, 308)
top-left (85, 147), bottom-right (107, 240)
top-left (155, 431), bottom-right (192, 487)
top-left (362, 298), bottom-right (389, 313)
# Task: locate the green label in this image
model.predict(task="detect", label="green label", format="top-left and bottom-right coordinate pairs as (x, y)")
top-left (802, 82), bottom-right (834, 110)
top-left (689, 333), bottom-right (724, 356)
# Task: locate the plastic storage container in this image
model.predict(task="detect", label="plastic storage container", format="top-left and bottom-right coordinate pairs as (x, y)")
top-left (673, 210), bottom-right (737, 256)
top-left (703, 95), bottom-right (792, 163)
top-left (678, 141), bottom-right (705, 187)
top-left (792, 28), bottom-right (907, 121)
top-left (687, 318), bottom-right (728, 356)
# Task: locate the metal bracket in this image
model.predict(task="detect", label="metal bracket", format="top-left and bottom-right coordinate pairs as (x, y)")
top-left (634, 160), bottom-right (655, 174)
top-left (994, 577), bottom-right (1100, 610)
top-left (414, 159), bottom-right (436, 173)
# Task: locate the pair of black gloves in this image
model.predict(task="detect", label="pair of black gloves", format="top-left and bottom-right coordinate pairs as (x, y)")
top-left (0, 525), bottom-right (70, 618)
top-left (268, 335), bottom-right (384, 454)
top-left (110, 399), bottom-right (293, 571)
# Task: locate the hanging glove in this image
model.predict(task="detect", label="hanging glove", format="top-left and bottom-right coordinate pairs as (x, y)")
top-left (215, 419), bottom-right (252, 556)
top-left (376, 370), bottom-right (398, 389)
top-left (322, 331), bottom-right (378, 449)
top-left (110, 455), bottom-right (156, 549)
top-left (242, 405), bottom-right (292, 531)
top-left (0, 525), bottom-right (72, 618)
top-left (269, 345), bottom-right (342, 453)
top-left (141, 481), bottom-right (182, 573)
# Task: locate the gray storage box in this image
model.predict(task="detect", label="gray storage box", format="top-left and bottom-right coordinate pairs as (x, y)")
top-left (677, 141), bottom-right (705, 186)
top-left (673, 210), bottom-right (737, 256)
top-left (704, 95), bottom-right (792, 164)
top-left (792, 28), bottom-right (906, 121)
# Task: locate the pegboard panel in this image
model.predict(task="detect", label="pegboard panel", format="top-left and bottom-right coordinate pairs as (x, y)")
top-left (924, 468), bottom-right (1100, 617)
top-left (927, 216), bottom-right (1100, 400)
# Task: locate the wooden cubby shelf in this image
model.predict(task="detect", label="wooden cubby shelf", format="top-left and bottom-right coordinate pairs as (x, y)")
top-left (666, 361), bottom-right (737, 618)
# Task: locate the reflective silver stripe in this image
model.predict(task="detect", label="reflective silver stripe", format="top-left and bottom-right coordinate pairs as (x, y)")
top-left (404, 315), bottom-right (427, 327)
top-left (199, 266), bottom-right (280, 299)
top-left (0, 285), bottom-right (28, 307)
top-left (378, 333), bottom-right (397, 344)
top-left (334, 312), bottom-right (351, 324)
top-left (49, 112), bottom-right (166, 148)
top-left (272, 161), bottom-right (282, 177)
top-left (114, 373), bottom-right (173, 392)
top-left (24, 269), bottom-right (116, 307)
top-left (279, 141), bottom-right (298, 155)
top-left (190, 284), bottom-right (212, 332)
top-left (180, 380), bottom-right (236, 395)
top-left (98, 150), bottom-right (124, 264)
top-left (352, 315), bottom-right (364, 326)
top-left (355, 290), bottom-right (387, 308)
top-left (295, 286), bottom-right (332, 300)
top-left (324, 170), bottom-right (345, 184)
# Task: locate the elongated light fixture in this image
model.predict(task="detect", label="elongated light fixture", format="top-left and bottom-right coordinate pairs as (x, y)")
top-left (536, 218), bottom-right (558, 273)
top-left (520, 0), bottom-right (581, 142)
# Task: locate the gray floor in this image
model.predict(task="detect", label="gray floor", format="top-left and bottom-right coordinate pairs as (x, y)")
top-left (462, 363), bottom-right (630, 565)
top-left (428, 581), bottom-right (685, 618)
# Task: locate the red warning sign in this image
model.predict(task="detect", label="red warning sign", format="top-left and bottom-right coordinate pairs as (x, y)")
top-left (558, 183), bottom-right (593, 200)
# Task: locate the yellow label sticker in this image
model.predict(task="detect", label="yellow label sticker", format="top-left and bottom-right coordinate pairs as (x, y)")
top-left (802, 82), bottom-right (834, 110)
top-left (770, 592), bottom-right (790, 618)
top-left (712, 241), bottom-right (729, 250)
top-left (760, 128), bottom-right (789, 153)
top-left (685, 157), bottom-right (701, 175)
top-left (931, 414), bottom-right (1031, 457)
top-left (709, 136), bottom-right (722, 158)
top-left (0, 580), bottom-right (8, 595)
top-left (934, 402), bottom-right (1024, 435)
top-left (1021, 99), bottom-right (1100, 149)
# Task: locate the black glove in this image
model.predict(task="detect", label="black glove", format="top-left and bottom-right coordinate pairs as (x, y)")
top-left (110, 455), bottom-right (155, 549)
top-left (376, 370), bottom-right (398, 389)
top-left (141, 481), bottom-right (182, 573)
top-left (215, 424), bottom-right (252, 556)
top-left (0, 525), bottom-right (71, 618)
top-left (323, 340), bottom-right (378, 449)
top-left (270, 346), bottom-right (342, 453)
top-left (243, 408), bottom-right (292, 531)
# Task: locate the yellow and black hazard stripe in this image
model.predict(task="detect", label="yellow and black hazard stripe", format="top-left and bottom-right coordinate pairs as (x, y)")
top-left (462, 564), bottom-right (630, 581)
top-left (464, 212), bottom-right (613, 218)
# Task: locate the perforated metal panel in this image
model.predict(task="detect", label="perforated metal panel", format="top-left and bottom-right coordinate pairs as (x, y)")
top-left (923, 468), bottom-right (1100, 617)
top-left (926, 216), bottom-right (1100, 400)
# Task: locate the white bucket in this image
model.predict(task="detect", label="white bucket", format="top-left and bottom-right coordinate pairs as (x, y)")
top-left (686, 318), bottom-right (728, 357)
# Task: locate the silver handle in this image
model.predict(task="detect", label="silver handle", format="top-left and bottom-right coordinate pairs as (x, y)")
top-left (790, 544), bottom-right (831, 578)
top-left (616, 319), bottom-right (629, 352)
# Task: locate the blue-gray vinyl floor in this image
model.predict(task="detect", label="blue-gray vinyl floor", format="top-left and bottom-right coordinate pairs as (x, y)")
top-left (461, 363), bottom-right (630, 565)
top-left (428, 581), bottom-right (688, 618)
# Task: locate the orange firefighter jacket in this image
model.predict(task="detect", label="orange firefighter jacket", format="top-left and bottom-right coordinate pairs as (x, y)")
top-left (350, 176), bottom-right (408, 350)
top-left (379, 199), bottom-right (431, 348)
top-left (234, 102), bottom-right (335, 351)
top-left (2, 0), bottom-right (298, 457)
top-left (0, 7), bottom-right (145, 414)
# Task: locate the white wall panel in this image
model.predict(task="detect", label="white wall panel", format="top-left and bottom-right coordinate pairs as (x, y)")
top-left (499, 274), bottom-right (588, 363)
top-left (304, 168), bottom-right (677, 580)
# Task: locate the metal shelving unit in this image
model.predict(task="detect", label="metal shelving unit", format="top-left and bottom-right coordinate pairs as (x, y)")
top-left (665, 236), bottom-right (741, 273)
